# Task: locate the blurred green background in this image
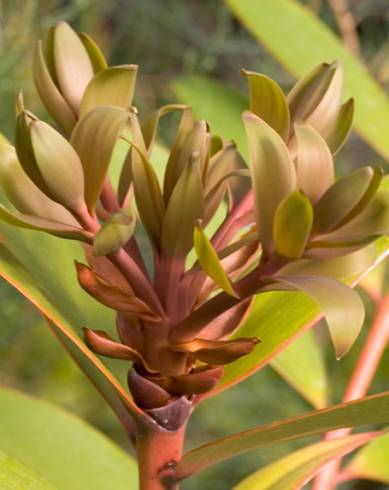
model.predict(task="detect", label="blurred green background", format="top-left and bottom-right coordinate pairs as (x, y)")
top-left (0, 1), bottom-right (388, 488)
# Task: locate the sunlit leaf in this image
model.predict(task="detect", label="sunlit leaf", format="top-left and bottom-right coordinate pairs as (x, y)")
top-left (0, 387), bottom-right (137, 490)
top-left (234, 433), bottom-right (377, 490)
top-left (175, 391), bottom-right (389, 479)
top-left (78, 32), bottom-right (107, 73)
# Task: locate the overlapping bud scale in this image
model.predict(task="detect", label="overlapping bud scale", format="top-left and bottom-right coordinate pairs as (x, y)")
top-left (1, 22), bottom-right (388, 421)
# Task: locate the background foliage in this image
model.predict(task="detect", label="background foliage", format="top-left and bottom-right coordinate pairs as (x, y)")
top-left (0, 1), bottom-right (388, 488)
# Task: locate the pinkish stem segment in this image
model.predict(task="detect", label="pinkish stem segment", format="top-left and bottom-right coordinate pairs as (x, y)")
top-left (313, 290), bottom-right (389, 490)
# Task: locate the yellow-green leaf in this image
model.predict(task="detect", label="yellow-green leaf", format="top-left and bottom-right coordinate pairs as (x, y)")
top-left (194, 223), bottom-right (238, 297)
top-left (243, 69), bottom-right (290, 140)
top-left (80, 65), bottom-right (138, 116)
top-left (78, 32), bottom-right (107, 73)
top-left (93, 207), bottom-right (136, 256)
top-left (273, 191), bottom-right (313, 259)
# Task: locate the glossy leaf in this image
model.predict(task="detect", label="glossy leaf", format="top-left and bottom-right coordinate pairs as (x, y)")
top-left (234, 433), bottom-right (377, 490)
top-left (294, 123), bottom-right (334, 204)
top-left (271, 329), bottom-right (327, 409)
top-left (270, 275), bottom-right (365, 359)
top-left (242, 69), bottom-right (290, 140)
top-left (52, 21), bottom-right (94, 114)
top-left (344, 430), bottom-right (389, 483)
top-left (194, 223), bottom-right (237, 297)
top-left (0, 450), bottom-right (56, 490)
top-left (175, 391), bottom-right (389, 479)
top-left (243, 111), bottom-right (296, 253)
top-left (313, 167), bottom-right (383, 234)
top-left (0, 387), bottom-right (137, 490)
top-left (225, 0), bottom-right (389, 161)
top-left (32, 41), bottom-right (76, 134)
top-left (80, 65), bottom-right (138, 116)
top-left (0, 245), bottom-right (143, 426)
top-left (30, 120), bottom-right (85, 212)
top-left (71, 106), bottom-right (129, 212)
top-left (273, 191), bottom-right (313, 259)
top-left (217, 237), bottom-right (389, 394)
top-left (93, 207), bottom-right (136, 256)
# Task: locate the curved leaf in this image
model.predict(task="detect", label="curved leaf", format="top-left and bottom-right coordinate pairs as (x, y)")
top-left (225, 0), bottom-right (389, 161)
top-left (326, 98), bottom-right (354, 155)
top-left (174, 391), bottom-right (389, 479)
top-left (78, 32), bottom-right (107, 73)
top-left (71, 106), bottom-right (129, 212)
top-left (243, 111), bottom-right (296, 253)
top-left (80, 65), bottom-right (138, 116)
top-left (0, 387), bottom-right (138, 490)
top-left (242, 70), bottom-right (289, 140)
top-left (234, 433), bottom-right (377, 490)
top-left (93, 207), bottom-right (136, 256)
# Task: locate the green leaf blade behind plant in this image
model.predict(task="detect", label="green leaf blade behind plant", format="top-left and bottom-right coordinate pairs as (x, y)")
top-left (224, 0), bottom-right (389, 161)
top-left (233, 433), bottom-right (377, 490)
top-left (175, 392), bottom-right (389, 480)
top-left (0, 388), bottom-right (137, 490)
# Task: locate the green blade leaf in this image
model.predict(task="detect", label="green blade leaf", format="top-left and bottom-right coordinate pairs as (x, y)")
top-left (325, 98), bottom-right (354, 155)
top-left (224, 0), bottom-right (389, 161)
top-left (343, 430), bottom-right (389, 484)
top-left (271, 329), bottom-right (327, 409)
top-left (194, 223), bottom-right (237, 297)
top-left (78, 32), bottom-right (107, 73)
top-left (233, 433), bottom-right (377, 490)
top-left (294, 123), bottom-right (334, 204)
top-left (242, 69), bottom-right (290, 140)
top-left (0, 244), bottom-right (143, 425)
top-left (80, 65), bottom-right (138, 116)
top-left (71, 106), bottom-right (129, 212)
top-left (0, 387), bottom-right (138, 490)
top-left (243, 111), bottom-right (296, 253)
top-left (271, 275), bottom-right (365, 359)
top-left (0, 450), bottom-right (56, 490)
top-left (273, 191), bottom-right (313, 259)
top-left (174, 391), bottom-right (389, 479)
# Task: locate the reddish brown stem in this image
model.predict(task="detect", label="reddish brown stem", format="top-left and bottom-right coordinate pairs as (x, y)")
top-left (136, 424), bottom-right (186, 490)
top-left (313, 290), bottom-right (389, 490)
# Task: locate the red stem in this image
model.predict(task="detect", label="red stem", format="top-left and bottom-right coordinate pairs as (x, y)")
top-left (313, 290), bottom-right (389, 490)
top-left (136, 424), bottom-right (186, 490)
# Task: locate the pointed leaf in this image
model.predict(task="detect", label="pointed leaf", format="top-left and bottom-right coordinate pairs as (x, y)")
top-left (174, 391), bottom-right (389, 479)
top-left (234, 433), bottom-right (377, 490)
top-left (52, 21), bottom-right (94, 114)
top-left (78, 32), bottom-right (107, 73)
top-left (326, 98), bottom-right (354, 155)
top-left (224, 0), bottom-right (389, 161)
top-left (243, 69), bottom-right (290, 140)
top-left (80, 65), bottom-right (138, 116)
top-left (313, 167), bottom-right (383, 234)
top-left (32, 41), bottom-right (76, 134)
top-left (194, 223), bottom-right (238, 297)
top-left (294, 123), bottom-right (334, 203)
top-left (30, 120), bottom-right (85, 212)
top-left (270, 275), bottom-right (364, 359)
top-left (0, 387), bottom-right (138, 489)
top-left (273, 191), bottom-right (313, 259)
top-left (344, 430), bottom-right (389, 484)
top-left (71, 106), bottom-right (129, 212)
top-left (243, 111), bottom-right (296, 253)
top-left (93, 207), bottom-right (136, 256)
top-left (271, 329), bottom-right (327, 409)
top-left (161, 152), bottom-right (204, 256)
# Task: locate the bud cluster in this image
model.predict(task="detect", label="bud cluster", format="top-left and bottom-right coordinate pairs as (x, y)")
top-left (0, 22), bottom-right (388, 422)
